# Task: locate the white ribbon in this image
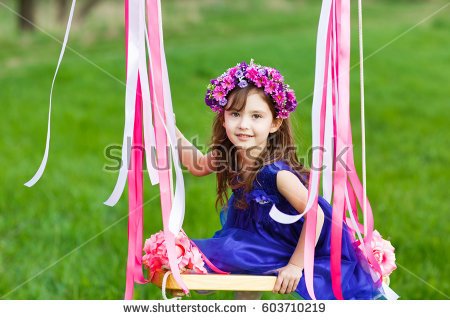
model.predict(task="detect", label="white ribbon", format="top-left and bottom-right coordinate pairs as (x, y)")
top-left (138, 0), bottom-right (159, 186)
top-left (25, 0), bottom-right (77, 187)
top-left (381, 283), bottom-right (400, 300)
top-left (271, 0), bottom-right (333, 225)
top-left (269, 203), bottom-right (325, 225)
top-left (346, 188), bottom-right (365, 246)
top-left (156, 0), bottom-right (186, 235)
top-left (104, 0), bottom-right (140, 206)
top-left (358, 0), bottom-right (368, 235)
top-left (269, 204), bottom-right (302, 224)
top-left (322, 47), bottom-right (334, 202)
top-left (304, 0), bottom-right (332, 213)
top-left (145, 0), bottom-right (186, 235)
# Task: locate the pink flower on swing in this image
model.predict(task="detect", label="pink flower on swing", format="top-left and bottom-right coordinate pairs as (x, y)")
top-left (359, 230), bottom-right (397, 277)
top-left (143, 231), bottom-right (207, 276)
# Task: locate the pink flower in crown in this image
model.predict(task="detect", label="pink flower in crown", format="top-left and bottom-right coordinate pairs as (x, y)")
top-left (211, 105), bottom-right (223, 113)
top-left (360, 230), bottom-right (397, 277)
top-left (245, 66), bottom-right (259, 81)
top-left (268, 68), bottom-right (283, 81)
top-left (228, 66), bottom-right (238, 78)
top-left (277, 109), bottom-right (290, 119)
top-left (221, 75), bottom-right (235, 91)
top-left (213, 86), bottom-right (226, 101)
top-left (271, 71), bottom-right (284, 82)
top-left (264, 80), bottom-right (278, 95)
top-left (286, 89), bottom-right (296, 103)
top-left (254, 75), bottom-right (268, 88)
top-left (273, 90), bottom-right (286, 105)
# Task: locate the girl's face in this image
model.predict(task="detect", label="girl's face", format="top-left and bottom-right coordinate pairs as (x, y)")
top-left (223, 92), bottom-right (282, 156)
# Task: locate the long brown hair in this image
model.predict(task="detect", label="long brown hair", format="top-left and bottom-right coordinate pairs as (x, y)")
top-left (209, 84), bottom-right (309, 211)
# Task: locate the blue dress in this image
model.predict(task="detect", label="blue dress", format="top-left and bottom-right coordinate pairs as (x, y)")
top-left (192, 160), bottom-right (383, 300)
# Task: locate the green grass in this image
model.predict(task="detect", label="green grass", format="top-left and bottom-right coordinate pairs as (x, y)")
top-left (0, 0), bottom-right (449, 299)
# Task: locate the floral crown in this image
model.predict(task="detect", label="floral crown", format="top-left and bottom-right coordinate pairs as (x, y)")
top-left (204, 59), bottom-right (298, 119)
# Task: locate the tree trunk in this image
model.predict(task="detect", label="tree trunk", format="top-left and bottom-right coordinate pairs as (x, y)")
top-left (57, 0), bottom-right (68, 23)
top-left (18, 0), bottom-right (35, 31)
top-left (79, 0), bottom-right (102, 21)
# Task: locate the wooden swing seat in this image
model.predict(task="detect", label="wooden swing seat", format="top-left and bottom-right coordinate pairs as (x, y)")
top-left (152, 271), bottom-right (277, 291)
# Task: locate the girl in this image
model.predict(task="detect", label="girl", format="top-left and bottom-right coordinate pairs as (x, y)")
top-left (175, 60), bottom-right (383, 300)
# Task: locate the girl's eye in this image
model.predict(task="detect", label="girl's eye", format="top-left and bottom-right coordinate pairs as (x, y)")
top-left (231, 112), bottom-right (240, 117)
top-left (252, 114), bottom-right (262, 119)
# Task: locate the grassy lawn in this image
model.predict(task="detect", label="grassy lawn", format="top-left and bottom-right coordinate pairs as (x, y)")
top-left (0, 0), bottom-right (448, 299)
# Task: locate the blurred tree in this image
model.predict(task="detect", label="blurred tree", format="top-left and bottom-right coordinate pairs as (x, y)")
top-left (18, 0), bottom-right (35, 31)
top-left (57, 0), bottom-right (68, 23)
top-left (17, 0), bottom-right (104, 31)
top-left (57, 0), bottom-right (103, 23)
top-left (78, 0), bottom-right (102, 22)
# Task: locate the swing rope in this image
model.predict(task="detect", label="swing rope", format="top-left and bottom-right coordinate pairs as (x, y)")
top-left (357, 0), bottom-right (368, 236)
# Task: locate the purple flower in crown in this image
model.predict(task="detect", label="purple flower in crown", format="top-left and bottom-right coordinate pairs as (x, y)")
top-left (285, 100), bottom-right (298, 112)
top-left (222, 75), bottom-right (236, 91)
top-left (235, 69), bottom-right (244, 79)
top-left (258, 68), bottom-right (266, 76)
top-left (205, 95), bottom-right (213, 106)
top-left (285, 100), bottom-right (297, 112)
top-left (238, 80), bottom-right (248, 88)
top-left (239, 61), bottom-right (248, 70)
top-left (219, 97), bottom-right (228, 106)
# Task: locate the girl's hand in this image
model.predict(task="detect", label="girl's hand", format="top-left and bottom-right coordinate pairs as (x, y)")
top-left (273, 263), bottom-right (303, 294)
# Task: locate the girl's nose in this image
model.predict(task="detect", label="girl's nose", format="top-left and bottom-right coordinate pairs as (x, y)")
top-left (238, 115), bottom-right (250, 129)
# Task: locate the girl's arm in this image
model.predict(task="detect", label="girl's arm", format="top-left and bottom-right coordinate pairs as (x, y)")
top-left (175, 127), bottom-right (214, 177)
top-left (273, 170), bottom-right (325, 294)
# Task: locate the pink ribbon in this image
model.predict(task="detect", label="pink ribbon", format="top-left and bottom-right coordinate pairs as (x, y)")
top-left (124, 0), bottom-right (188, 299)
top-left (124, 0), bottom-right (227, 299)
top-left (125, 76), bottom-right (151, 299)
top-left (124, 0), bottom-right (151, 299)
top-left (329, 0), bottom-right (348, 300)
top-left (305, 0), bottom-right (382, 300)
top-left (146, 0), bottom-right (189, 295)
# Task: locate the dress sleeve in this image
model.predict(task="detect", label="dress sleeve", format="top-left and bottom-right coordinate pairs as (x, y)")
top-left (254, 162), bottom-right (280, 194)
top-left (257, 161), bottom-right (306, 219)
top-left (255, 161), bottom-right (306, 195)
top-left (271, 161), bottom-right (306, 193)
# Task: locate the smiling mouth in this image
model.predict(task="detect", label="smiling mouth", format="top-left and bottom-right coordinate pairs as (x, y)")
top-left (236, 134), bottom-right (254, 138)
